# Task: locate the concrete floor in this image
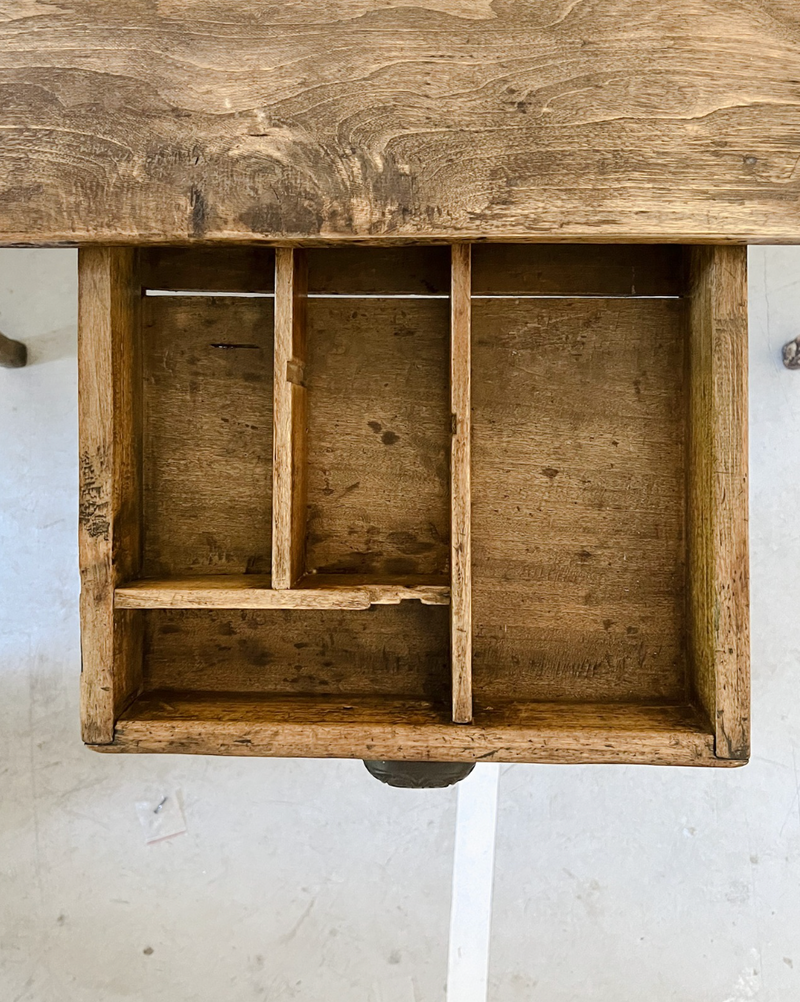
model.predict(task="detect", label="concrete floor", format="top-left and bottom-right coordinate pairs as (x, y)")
top-left (1, 247), bottom-right (799, 1002)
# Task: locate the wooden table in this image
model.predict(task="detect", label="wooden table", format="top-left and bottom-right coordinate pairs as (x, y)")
top-left (0, 1), bottom-right (769, 766)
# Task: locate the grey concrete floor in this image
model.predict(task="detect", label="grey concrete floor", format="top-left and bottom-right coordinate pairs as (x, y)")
top-left (1, 247), bottom-right (799, 1002)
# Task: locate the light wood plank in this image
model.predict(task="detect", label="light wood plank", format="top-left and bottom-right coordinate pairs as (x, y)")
top-left (3, 4), bottom-right (800, 244)
top-left (272, 248), bottom-right (308, 588)
top-left (78, 248), bottom-right (142, 743)
top-left (687, 246), bottom-right (750, 760)
top-left (115, 574), bottom-right (449, 609)
top-left (105, 695), bottom-right (728, 767)
top-left (450, 243), bottom-right (472, 723)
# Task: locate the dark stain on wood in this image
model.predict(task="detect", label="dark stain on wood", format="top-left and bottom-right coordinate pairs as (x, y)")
top-left (190, 186), bottom-right (207, 238)
top-left (4, 3), bottom-right (800, 243)
top-left (142, 606), bottom-right (451, 702)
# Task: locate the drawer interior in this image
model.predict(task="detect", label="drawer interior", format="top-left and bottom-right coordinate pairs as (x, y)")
top-left (142, 295), bottom-right (274, 576)
top-left (144, 605), bottom-right (449, 702)
top-left (305, 292), bottom-right (450, 578)
top-left (79, 243), bottom-right (748, 764)
top-left (472, 295), bottom-right (687, 705)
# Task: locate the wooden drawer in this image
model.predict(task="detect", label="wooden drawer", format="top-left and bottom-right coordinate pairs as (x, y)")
top-left (78, 244), bottom-right (748, 766)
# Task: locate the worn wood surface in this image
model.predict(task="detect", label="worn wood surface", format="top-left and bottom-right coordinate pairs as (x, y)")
top-left (141, 246), bottom-right (451, 294)
top-left (142, 247), bottom-right (276, 292)
top-left (472, 296), bottom-right (688, 703)
top-left (0, 330), bottom-right (26, 367)
top-left (450, 244), bottom-right (472, 723)
top-left (77, 240), bottom-right (750, 765)
top-left (4, 3), bottom-right (800, 244)
top-left (142, 606), bottom-right (450, 700)
top-left (305, 298), bottom-right (450, 577)
top-left (687, 246), bottom-right (750, 759)
top-left (142, 296), bottom-right (273, 576)
top-left (308, 247), bottom-right (451, 295)
top-left (141, 245), bottom-right (682, 296)
top-left (272, 248), bottom-right (308, 588)
top-left (115, 574), bottom-right (449, 610)
top-left (471, 245), bottom-right (685, 297)
top-left (78, 248), bottom-right (142, 743)
top-left (106, 695), bottom-right (730, 766)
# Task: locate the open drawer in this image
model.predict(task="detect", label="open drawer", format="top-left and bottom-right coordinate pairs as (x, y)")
top-left (78, 243), bottom-right (748, 766)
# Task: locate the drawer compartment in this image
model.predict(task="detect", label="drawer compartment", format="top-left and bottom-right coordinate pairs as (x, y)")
top-left (79, 244), bottom-right (748, 765)
top-left (141, 295), bottom-right (274, 576)
top-left (472, 296), bottom-right (687, 705)
top-left (305, 294), bottom-right (450, 579)
top-left (143, 604), bottom-right (450, 701)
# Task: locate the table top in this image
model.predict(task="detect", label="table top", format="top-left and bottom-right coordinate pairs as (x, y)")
top-left (1, 0), bottom-right (799, 245)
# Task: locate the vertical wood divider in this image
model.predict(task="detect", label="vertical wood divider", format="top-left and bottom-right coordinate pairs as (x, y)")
top-left (78, 247), bottom-right (143, 743)
top-left (687, 245), bottom-right (749, 760)
top-left (451, 243), bottom-right (473, 723)
top-left (273, 248), bottom-right (309, 589)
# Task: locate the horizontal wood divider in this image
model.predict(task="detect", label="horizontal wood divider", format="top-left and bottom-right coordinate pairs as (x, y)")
top-left (105, 697), bottom-right (726, 767)
top-left (114, 575), bottom-right (450, 610)
top-left (272, 248), bottom-right (309, 589)
top-left (451, 243), bottom-right (473, 723)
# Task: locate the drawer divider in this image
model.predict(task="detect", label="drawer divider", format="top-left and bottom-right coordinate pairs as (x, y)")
top-left (451, 243), bottom-right (473, 724)
top-left (272, 247), bottom-right (309, 589)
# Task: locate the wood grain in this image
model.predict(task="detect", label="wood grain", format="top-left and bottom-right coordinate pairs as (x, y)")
top-left (272, 248), bottom-right (308, 588)
top-left (141, 245), bottom-right (683, 297)
top-left (472, 296), bottom-right (688, 704)
top-left (141, 246), bottom-right (450, 294)
top-left (142, 296), bottom-right (274, 576)
top-left (308, 247), bottom-right (451, 295)
top-left (305, 297), bottom-right (450, 577)
top-left (76, 239), bottom-right (749, 767)
top-left (115, 574), bottom-right (449, 609)
top-left (78, 248), bottom-right (142, 743)
top-left (141, 606), bottom-right (451, 700)
top-left (450, 244), bottom-right (472, 723)
top-left (472, 245), bottom-right (685, 297)
top-left (3, 3), bottom-right (800, 244)
top-left (141, 247), bottom-right (276, 292)
top-left (106, 694), bottom-right (730, 767)
top-left (687, 246), bottom-right (750, 760)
